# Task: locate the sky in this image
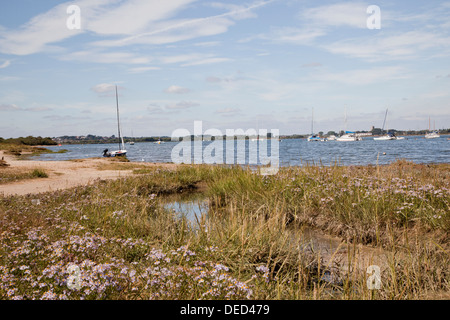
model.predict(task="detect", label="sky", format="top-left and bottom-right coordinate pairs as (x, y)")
top-left (0, 0), bottom-right (449, 138)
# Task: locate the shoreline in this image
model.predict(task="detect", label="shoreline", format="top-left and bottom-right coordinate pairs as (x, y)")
top-left (0, 150), bottom-right (178, 196)
top-left (1, 147), bottom-right (449, 196)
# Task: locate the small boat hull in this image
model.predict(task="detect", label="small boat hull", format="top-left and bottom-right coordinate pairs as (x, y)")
top-left (425, 132), bottom-right (440, 139)
top-left (111, 150), bottom-right (127, 157)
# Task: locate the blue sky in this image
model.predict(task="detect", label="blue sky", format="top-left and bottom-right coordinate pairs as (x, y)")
top-left (0, 0), bottom-right (449, 138)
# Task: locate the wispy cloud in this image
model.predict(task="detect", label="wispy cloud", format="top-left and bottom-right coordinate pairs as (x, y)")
top-left (90, 83), bottom-right (124, 97)
top-left (94, 0), bottom-right (274, 47)
top-left (0, 103), bottom-right (52, 112)
top-left (164, 85), bottom-right (190, 94)
top-left (165, 101), bottom-right (199, 110)
top-left (0, 76), bottom-right (20, 81)
top-left (0, 60), bottom-right (11, 68)
top-left (159, 53), bottom-right (232, 67)
top-left (313, 66), bottom-right (408, 86)
top-left (216, 107), bottom-right (240, 116)
top-left (0, 2), bottom-right (85, 55)
top-left (323, 31), bottom-right (450, 62)
top-left (60, 50), bottom-right (151, 65)
top-left (299, 2), bottom-right (369, 29)
top-left (0, 103), bottom-right (21, 111)
top-left (181, 57), bottom-right (233, 66)
top-left (24, 106), bottom-right (53, 112)
top-left (128, 66), bottom-right (160, 74)
top-left (302, 62), bottom-right (322, 68)
top-left (242, 26), bottom-right (325, 45)
top-left (0, 0), bottom-right (269, 57)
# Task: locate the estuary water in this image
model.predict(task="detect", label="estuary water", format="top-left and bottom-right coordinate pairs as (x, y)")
top-left (33, 136), bottom-right (449, 167)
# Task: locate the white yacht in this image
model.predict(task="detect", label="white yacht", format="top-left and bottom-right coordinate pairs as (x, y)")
top-left (373, 109), bottom-right (400, 141)
top-left (425, 117), bottom-right (440, 139)
top-left (425, 131), bottom-right (440, 139)
top-left (103, 85), bottom-right (127, 157)
top-left (336, 131), bottom-right (362, 141)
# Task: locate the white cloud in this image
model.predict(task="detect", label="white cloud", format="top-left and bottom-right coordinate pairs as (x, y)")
top-left (90, 83), bottom-right (125, 97)
top-left (165, 101), bottom-right (199, 110)
top-left (313, 66), bottom-right (408, 86)
top-left (0, 103), bottom-right (21, 111)
top-left (0, 2), bottom-right (86, 55)
top-left (93, 17), bottom-right (234, 47)
top-left (243, 27), bottom-right (325, 45)
top-left (216, 107), bottom-right (240, 114)
top-left (158, 53), bottom-right (231, 67)
top-left (0, 60), bottom-right (11, 68)
top-left (91, 83), bottom-right (117, 93)
top-left (159, 53), bottom-right (206, 64)
top-left (181, 57), bottom-right (233, 66)
top-left (164, 85), bottom-right (190, 94)
top-left (323, 31), bottom-right (450, 61)
top-left (24, 106), bottom-right (53, 112)
top-left (419, 90), bottom-right (449, 99)
top-left (0, 103), bottom-right (51, 112)
top-left (85, 0), bottom-right (196, 36)
top-left (0, 76), bottom-right (20, 81)
top-left (128, 66), bottom-right (160, 74)
top-left (147, 104), bottom-right (165, 114)
top-left (0, 0), bottom-right (200, 55)
top-left (299, 2), bottom-right (369, 29)
top-left (206, 76), bottom-right (222, 83)
top-left (61, 50), bottom-right (151, 65)
top-left (0, 0), bottom-right (265, 56)
top-left (302, 62), bottom-right (323, 68)
top-left (89, 0), bottom-right (271, 48)
top-left (207, 2), bottom-right (259, 20)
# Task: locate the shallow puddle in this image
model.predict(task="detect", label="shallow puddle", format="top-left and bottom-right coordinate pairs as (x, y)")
top-left (160, 191), bottom-right (209, 226)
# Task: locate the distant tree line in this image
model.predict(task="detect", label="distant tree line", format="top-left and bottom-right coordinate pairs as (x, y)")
top-left (54, 135), bottom-right (172, 144)
top-left (0, 136), bottom-right (57, 146)
top-left (4, 128), bottom-right (447, 147)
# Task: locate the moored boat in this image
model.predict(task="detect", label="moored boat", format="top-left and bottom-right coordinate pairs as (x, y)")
top-left (103, 85), bottom-right (127, 157)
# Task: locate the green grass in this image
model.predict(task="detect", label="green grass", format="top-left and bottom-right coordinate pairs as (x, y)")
top-left (0, 167), bottom-right (49, 184)
top-left (0, 143), bottom-right (68, 158)
top-left (0, 161), bottom-right (448, 300)
top-left (31, 169), bottom-right (48, 178)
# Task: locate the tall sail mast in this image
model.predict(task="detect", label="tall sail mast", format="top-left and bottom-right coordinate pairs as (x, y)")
top-left (381, 108), bottom-right (388, 133)
top-left (115, 85), bottom-right (121, 151)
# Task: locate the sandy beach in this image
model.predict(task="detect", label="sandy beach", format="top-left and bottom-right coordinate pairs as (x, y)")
top-left (0, 150), bottom-right (176, 196)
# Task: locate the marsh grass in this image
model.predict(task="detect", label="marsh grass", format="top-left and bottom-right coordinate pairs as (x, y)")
top-left (0, 160), bottom-right (448, 300)
top-left (31, 169), bottom-right (48, 178)
top-left (0, 143), bottom-right (67, 159)
top-left (0, 167), bottom-right (49, 184)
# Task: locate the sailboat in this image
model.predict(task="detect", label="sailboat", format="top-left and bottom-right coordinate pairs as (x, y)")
top-left (425, 117), bottom-right (440, 139)
top-left (307, 107), bottom-right (322, 142)
top-left (374, 109), bottom-right (397, 140)
top-left (103, 85), bottom-right (127, 157)
top-left (336, 108), bottom-right (361, 141)
top-left (251, 117), bottom-right (265, 141)
top-left (337, 131), bottom-right (361, 141)
top-left (154, 137), bottom-right (163, 144)
top-left (128, 130), bottom-right (135, 145)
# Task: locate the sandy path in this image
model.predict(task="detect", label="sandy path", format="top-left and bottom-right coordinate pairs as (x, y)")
top-left (0, 150), bottom-right (175, 196)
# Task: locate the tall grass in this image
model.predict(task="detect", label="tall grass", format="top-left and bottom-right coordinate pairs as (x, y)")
top-left (0, 168), bottom-right (48, 184)
top-left (0, 161), bottom-right (448, 300)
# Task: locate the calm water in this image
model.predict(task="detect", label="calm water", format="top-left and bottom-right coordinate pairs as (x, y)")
top-left (161, 192), bottom-right (208, 225)
top-left (33, 136), bottom-right (449, 166)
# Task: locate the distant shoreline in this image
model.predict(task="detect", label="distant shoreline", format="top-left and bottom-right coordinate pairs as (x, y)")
top-left (52, 133), bottom-right (450, 145)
